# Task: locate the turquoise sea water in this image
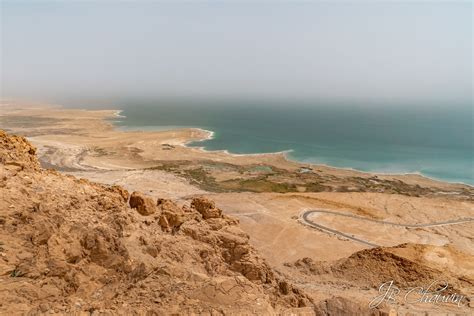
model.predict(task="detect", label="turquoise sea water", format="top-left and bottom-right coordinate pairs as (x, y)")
top-left (113, 101), bottom-right (473, 185)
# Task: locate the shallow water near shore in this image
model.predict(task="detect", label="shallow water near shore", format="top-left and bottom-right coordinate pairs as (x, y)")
top-left (111, 101), bottom-right (473, 185)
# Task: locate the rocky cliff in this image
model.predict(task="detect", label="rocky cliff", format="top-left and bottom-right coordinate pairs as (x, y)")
top-left (0, 130), bottom-right (313, 315)
top-left (4, 130), bottom-right (469, 315)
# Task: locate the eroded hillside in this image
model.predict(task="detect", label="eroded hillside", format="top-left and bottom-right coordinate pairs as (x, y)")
top-left (1, 130), bottom-right (472, 315)
top-left (0, 130), bottom-right (315, 315)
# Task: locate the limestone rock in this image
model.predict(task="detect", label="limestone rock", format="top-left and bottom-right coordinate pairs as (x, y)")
top-left (0, 130), bottom-right (316, 315)
top-left (157, 198), bottom-right (194, 232)
top-left (129, 191), bottom-right (156, 215)
top-left (0, 130), bottom-right (39, 170)
top-left (191, 197), bottom-right (222, 219)
top-left (107, 185), bottom-right (129, 202)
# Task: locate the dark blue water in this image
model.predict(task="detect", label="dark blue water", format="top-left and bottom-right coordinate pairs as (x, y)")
top-left (114, 101), bottom-right (473, 185)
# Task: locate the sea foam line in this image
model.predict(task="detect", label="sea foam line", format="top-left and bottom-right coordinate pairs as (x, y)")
top-left (114, 110), bottom-right (126, 118)
top-left (186, 128), bottom-right (294, 157)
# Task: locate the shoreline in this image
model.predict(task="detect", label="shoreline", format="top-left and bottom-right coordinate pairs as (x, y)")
top-left (108, 110), bottom-right (473, 188)
top-left (0, 101), bottom-right (471, 190)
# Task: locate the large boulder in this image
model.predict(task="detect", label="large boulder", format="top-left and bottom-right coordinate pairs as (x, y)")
top-left (157, 198), bottom-right (195, 232)
top-left (191, 197), bottom-right (222, 219)
top-left (129, 191), bottom-right (156, 215)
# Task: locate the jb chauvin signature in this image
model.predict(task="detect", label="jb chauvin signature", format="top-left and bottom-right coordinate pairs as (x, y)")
top-left (369, 280), bottom-right (468, 309)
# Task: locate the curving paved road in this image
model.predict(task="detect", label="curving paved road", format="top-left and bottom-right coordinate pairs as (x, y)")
top-left (300, 209), bottom-right (474, 248)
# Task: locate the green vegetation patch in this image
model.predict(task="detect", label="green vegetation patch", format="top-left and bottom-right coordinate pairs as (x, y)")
top-left (221, 177), bottom-right (298, 193)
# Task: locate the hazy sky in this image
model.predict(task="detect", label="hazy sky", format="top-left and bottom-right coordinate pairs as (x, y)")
top-left (1, 1), bottom-right (472, 105)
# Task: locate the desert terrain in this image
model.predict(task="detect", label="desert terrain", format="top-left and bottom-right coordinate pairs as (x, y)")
top-left (1, 100), bottom-right (473, 315)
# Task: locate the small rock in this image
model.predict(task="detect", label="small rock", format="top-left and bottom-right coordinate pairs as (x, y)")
top-left (39, 303), bottom-right (49, 313)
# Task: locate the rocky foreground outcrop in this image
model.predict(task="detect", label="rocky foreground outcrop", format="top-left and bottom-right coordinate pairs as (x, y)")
top-left (0, 130), bottom-right (313, 315)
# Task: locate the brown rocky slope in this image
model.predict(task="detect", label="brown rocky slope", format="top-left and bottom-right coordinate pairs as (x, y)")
top-left (5, 130), bottom-right (468, 315)
top-left (285, 243), bottom-right (474, 314)
top-left (0, 130), bottom-right (313, 315)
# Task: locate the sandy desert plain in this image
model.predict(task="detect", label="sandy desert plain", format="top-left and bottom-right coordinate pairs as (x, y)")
top-left (1, 100), bottom-right (473, 315)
